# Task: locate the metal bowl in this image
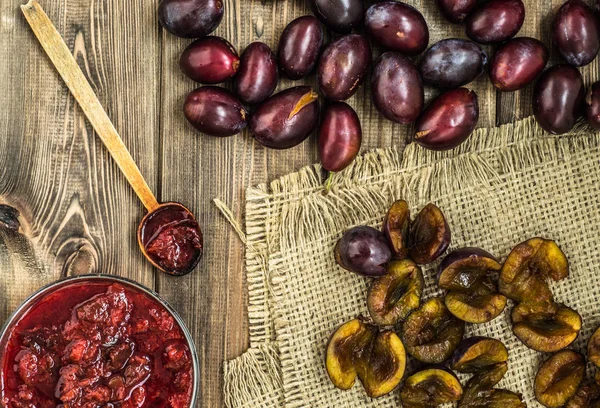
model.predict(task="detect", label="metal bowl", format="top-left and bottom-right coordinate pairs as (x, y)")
top-left (0, 273), bottom-right (199, 406)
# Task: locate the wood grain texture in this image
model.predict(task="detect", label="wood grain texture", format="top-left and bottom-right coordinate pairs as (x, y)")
top-left (1, 0), bottom-right (599, 407)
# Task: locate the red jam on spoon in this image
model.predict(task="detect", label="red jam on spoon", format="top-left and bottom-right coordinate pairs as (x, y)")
top-left (0, 280), bottom-right (195, 408)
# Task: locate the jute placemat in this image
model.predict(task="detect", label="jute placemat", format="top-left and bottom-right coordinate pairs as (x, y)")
top-left (221, 117), bottom-right (600, 407)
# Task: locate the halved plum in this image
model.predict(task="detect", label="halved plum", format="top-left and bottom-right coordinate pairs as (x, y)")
top-left (367, 259), bottom-right (424, 326)
top-left (400, 366), bottom-right (463, 407)
top-left (566, 382), bottom-right (600, 407)
top-left (438, 248), bottom-right (502, 290)
top-left (459, 362), bottom-right (525, 408)
top-left (499, 238), bottom-right (569, 303)
top-left (511, 301), bottom-right (581, 352)
top-left (334, 226), bottom-right (392, 277)
top-left (325, 318), bottom-right (406, 398)
top-left (408, 204), bottom-right (451, 264)
top-left (451, 337), bottom-right (508, 373)
top-left (401, 297), bottom-right (464, 363)
top-left (534, 350), bottom-right (585, 408)
top-left (382, 200), bottom-right (410, 259)
top-left (445, 287), bottom-right (507, 324)
top-left (588, 326), bottom-right (600, 384)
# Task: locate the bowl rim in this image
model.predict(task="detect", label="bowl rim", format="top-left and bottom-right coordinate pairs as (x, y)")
top-left (0, 273), bottom-right (199, 407)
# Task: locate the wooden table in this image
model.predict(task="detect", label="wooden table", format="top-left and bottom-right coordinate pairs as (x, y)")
top-left (0, 0), bottom-right (598, 406)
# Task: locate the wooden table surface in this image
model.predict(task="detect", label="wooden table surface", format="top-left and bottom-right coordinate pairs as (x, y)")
top-left (0, 0), bottom-right (598, 406)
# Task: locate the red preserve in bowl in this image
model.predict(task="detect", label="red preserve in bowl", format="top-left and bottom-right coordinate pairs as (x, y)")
top-left (0, 276), bottom-right (197, 408)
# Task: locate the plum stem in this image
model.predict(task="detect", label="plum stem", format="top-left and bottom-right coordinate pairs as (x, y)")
top-left (324, 172), bottom-right (335, 194)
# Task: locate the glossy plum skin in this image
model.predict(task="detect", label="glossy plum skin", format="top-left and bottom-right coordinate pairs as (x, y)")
top-left (184, 87), bottom-right (248, 137)
top-left (586, 82), bottom-right (600, 129)
top-left (419, 39), bottom-right (487, 88)
top-left (372, 52), bottom-right (424, 124)
top-left (490, 37), bottom-right (549, 92)
top-left (365, 2), bottom-right (429, 55)
top-left (180, 36), bottom-right (239, 84)
top-left (158, 0), bottom-right (223, 38)
top-left (309, 0), bottom-right (364, 33)
top-left (278, 16), bottom-right (324, 80)
top-left (466, 0), bottom-right (525, 44)
top-left (319, 102), bottom-right (362, 172)
top-left (533, 65), bottom-right (585, 135)
top-left (234, 42), bottom-right (278, 104)
top-left (318, 35), bottom-right (371, 101)
top-left (415, 88), bottom-right (479, 151)
top-left (552, 0), bottom-right (600, 67)
top-left (335, 226), bottom-right (392, 277)
top-left (249, 86), bottom-right (319, 149)
top-left (435, 0), bottom-right (478, 23)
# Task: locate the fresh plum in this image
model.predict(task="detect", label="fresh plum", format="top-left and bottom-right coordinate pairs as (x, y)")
top-left (552, 0), bottom-right (600, 67)
top-left (318, 102), bottom-right (362, 173)
top-left (365, 1), bottom-right (429, 55)
top-left (318, 35), bottom-right (371, 101)
top-left (419, 39), bottom-right (488, 88)
top-left (183, 87), bottom-right (247, 137)
top-left (309, 0), bottom-right (363, 33)
top-left (249, 86), bottom-right (319, 149)
top-left (586, 82), bottom-right (600, 129)
top-left (278, 16), bottom-right (324, 80)
top-left (158, 0), bottom-right (223, 38)
top-left (372, 52), bottom-right (423, 124)
top-left (490, 37), bottom-right (549, 92)
top-left (435, 0), bottom-right (478, 23)
top-left (234, 42), bottom-right (278, 104)
top-left (466, 0), bottom-right (525, 44)
top-left (180, 36), bottom-right (239, 84)
top-left (334, 226), bottom-right (392, 277)
top-left (415, 88), bottom-right (479, 151)
top-left (533, 65), bottom-right (585, 135)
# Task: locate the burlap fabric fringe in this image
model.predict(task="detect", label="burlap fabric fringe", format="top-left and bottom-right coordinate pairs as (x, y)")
top-left (221, 116), bottom-right (600, 407)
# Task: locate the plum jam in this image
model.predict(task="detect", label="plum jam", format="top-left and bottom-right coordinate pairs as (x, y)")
top-left (0, 279), bottom-right (195, 408)
top-left (139, 204), bottom-right (203, 276)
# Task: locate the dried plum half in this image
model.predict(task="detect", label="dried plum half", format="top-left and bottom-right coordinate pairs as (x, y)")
top-left (400, 366), bottom-right (463, 407)
top-left (534, 350), bottom-right (585, 408)
top-left (382, 200), bottom-right (410, 259)
top-left (499, 238), bottom-right (568, 303)
top-left (588, 326), bottom-right (600, 384)
top-left (325, 318), bottom-right (406, 398)
top-left (401, 297), bottom-right (465, 364)
top-left (511, 301), bottom-right (581, 352)
top-left (439, 248), bottom-right (506, 323)
top-left (459, 362), bottom-right (525, 407)
top-left (408, 204), bottom-right (451, 264)
top-left (566, 382), bottom-right (600, 407)
top-left (367, 259), bottom-right (424, 326)
top-left (451, 336), bottom-right (508, 373)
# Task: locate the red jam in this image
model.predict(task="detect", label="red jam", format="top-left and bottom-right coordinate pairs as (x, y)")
top-left (1, 280), bottom-right (194, 408)
top-left (140, 205), bottom-right (203, 275)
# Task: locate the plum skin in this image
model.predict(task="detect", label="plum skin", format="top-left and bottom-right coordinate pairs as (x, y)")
top-left (552, 0), bottom-right (600, 67)
top-left (435, 0), bottom-right (477, 23)
top-left (533, 65), bottom-right (585, 135)
top-left (309, 0), bottom-right (364, 33)
top-left (278, 16), bottom-right (324, 80)
top-left (586, 82), bottom-right (600, 129)
top-left (318, 102), bottom-right (362, 173)
top-left (158, 0), bottom-right (224, 39)
top-left (183, 87), bottom-right (248, 137)
top-left (334, 226), bottom-right (392, 277)
top-left (234, 42), bottom-right (278, 104)
top-left (180, 36), bottom-right (239, 84)
top-left (466, 0), bottom-right (525, 44)
top-left (490, 37), bottom-right (549, 92)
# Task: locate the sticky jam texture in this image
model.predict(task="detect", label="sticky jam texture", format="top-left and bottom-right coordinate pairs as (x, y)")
top-left (1, 282), bottom-right (193, 408)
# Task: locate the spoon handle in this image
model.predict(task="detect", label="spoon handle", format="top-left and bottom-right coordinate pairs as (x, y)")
top-left (21, 0), bottom-right (160, 213)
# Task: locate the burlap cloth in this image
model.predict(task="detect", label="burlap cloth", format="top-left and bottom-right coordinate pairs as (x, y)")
top-left (219, 116), bottom-right (600, 407)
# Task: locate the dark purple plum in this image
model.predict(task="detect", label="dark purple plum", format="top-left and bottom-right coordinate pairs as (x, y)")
top-left (415, 88), bottom-right (479, 151)
top-left (419, 39), bottom-right (487, 88)
top-left (184, 87), bottom-right (248, 137)
top-left (490, 37), bottom-right (549, 92)
top-left (180, 36), bottom-right (239, 84)
top-left (586, 82), bottom-right (600, 129)
top-left (318, 35), bottom-right (371, 101)
top-left (533, 65), bottom-right (585, 135)
top-left (318, 102), bottom-right (362, 173)
top-left (234, 42), bottom-right (278, 104)
top-left (365, 2), bottom-right (429, 55)
top-left (278, 16), bottom-right (324, 80)
top-left (552, 0), bottom-right (600, 67)
top-left (335, 226), bottom-right (392, 277)
top-left (158, 0), bottom-right (223, 38)
top-left (249, 86), bottom-right (319, 149)
top-left (435, 0), bottom-right (478, 23)
top-left (309, 0), bottom-right (364, 33)
top-left (466, 0), bottom-right (525, 44)
top-left (372, 52), bottom-right (424, 124)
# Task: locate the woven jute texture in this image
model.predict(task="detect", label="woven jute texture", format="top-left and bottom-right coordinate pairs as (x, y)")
top-left (222, 117), bottom-right (600, 408)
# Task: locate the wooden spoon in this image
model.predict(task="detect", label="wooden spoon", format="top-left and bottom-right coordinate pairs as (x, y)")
top-left (21, 0), bottom-right (203, 276)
